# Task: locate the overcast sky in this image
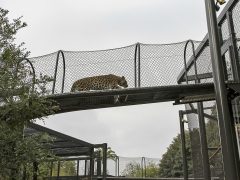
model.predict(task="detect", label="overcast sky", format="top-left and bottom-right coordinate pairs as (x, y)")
top-left (1, 0), bottom-right (216, 158)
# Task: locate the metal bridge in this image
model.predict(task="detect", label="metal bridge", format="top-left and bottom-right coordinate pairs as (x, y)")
top-left (16, 0), bottom-right (240, 179)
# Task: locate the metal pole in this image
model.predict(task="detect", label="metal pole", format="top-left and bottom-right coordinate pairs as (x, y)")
top-left (102, 143), bottom-right (108, 180)
top-left (134, 43), bottom-right (138, 88)
top-left (203, 0), bottom-right (240, 179)
top-left (76, 160), bottom-right (79, 179)
top-left (141, 157), bottom-right (144, 178)
top-left (138, 43), bottom-right (141, 87)
top-left (84, 160), bottom-right (87, 176)
top-left (143, 157), bottom-right (146, 177)
top-left (97, 151), bottom-right (101, 176)
top-left (90, 148), bottom-right (94, 180)
top-left (226, 11), bottom-right (240, 81)
top-left (57, 161), bottom-right (60, 179)
top-left (197, 102), bottom-right (211, 180)
top-left (50, 161), bottom-right (53, 178)
top-left (179, 111), bottom-right (188, 180)
top-left (117, 157), bottom-right (120, 176)
top-left (218, 27), bottom-right (228, 80)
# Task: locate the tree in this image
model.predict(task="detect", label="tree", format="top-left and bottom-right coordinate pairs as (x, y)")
top-left (159, 132), bottom-right (193, 177)
top-left (158, 105), bottom-right (223, 178)
top-left (50, 161), bottom-right (77, 176)
top-left (0, 7), bottom-right (58, 179)
top-left (121, 161), bottom-right (160, 178)
top-left (121, 162), bottom-right (142, 177)
top-left (94, 147), bottom-right (118, 160)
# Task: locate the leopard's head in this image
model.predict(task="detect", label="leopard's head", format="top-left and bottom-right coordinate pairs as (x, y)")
top-left (119, 76), bottom-right (128, 88)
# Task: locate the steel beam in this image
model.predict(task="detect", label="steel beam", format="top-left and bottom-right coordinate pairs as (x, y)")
top-left (197, 102), bottom-right (211, 179)
top-left (102, 143), bottom-right (108, 180)
top-left (179, 111), bottom-right (188, 180)
top-left (203, 0), bottom-right (240, 179)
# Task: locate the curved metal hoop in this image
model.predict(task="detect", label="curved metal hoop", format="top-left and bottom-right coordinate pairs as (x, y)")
top-left (184, 40), bottom-right (199, 84)
top-left (17, 58), bottom-right (36, 93)
top-left (52, 50), bottom-right (66, 94)
top-left (134, 43), bottom-right (138, 88)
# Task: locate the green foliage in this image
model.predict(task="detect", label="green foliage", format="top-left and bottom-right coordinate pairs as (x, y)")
top-left (159, 132), bottom-right (192, 177)
top-left (50, 161), bottom-right (77, 176)
top-left (158, 105), bottom-right (223, 178)
top-left (94, 146), bottom-right (118, 160)
top-left (122, 161), bottom-right (160, 178)
top-left (122, 162), bottom-right (142, 177)
top-left (0, 7), bottom-right (59, 179)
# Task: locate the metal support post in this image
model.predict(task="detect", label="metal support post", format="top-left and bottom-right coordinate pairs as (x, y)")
top-left (96, 151), bottom-right (102, 176)
top-left (197, 102), bottom-right (211, 179)
top-left (203, 0), bottom-right (240, 179)
top-left (138, 43), bottom-right (141, 87)
top-left (179, 111), bottom-right (188, 180)
top-left (90, 148), bottom-right (94, 180)
top-left (227, 11), bottom-right (240, 81)
top-left (57, 161), bottom-right (60, 179)
top-left (102, 143), bottom-right (108, 180)
top-left (50, 161), bottom-right (53, 177)
top-left (76, 160), bottom-right (79, 179)
top-left (84, 159), bottom-right (87, 176)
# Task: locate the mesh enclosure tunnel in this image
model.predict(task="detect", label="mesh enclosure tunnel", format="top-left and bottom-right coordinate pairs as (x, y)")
top-left (29, 41), bottom-right (204, 94)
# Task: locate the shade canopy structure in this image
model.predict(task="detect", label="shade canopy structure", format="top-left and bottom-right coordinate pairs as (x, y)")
top-left (25, 123), bottom-right (97, 157)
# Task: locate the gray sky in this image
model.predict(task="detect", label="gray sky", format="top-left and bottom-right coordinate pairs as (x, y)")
top-left (1, 0), bottom-right (213, 158)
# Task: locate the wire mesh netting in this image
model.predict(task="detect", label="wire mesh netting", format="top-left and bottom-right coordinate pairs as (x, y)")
top-left (44, 157), bottom-right (161, 178)
top-left (139, 42), bottom-right (202, 87)
top-left (29, 41), bottom-right (207, 95)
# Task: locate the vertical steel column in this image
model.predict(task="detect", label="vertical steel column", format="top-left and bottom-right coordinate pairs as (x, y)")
top-left (227, 11), bottom-right (240, 81)
top-left (84, 160), bottom-right (87, 176)
top-left (218, 27), bottom-right (228, 80)
top-left (90, 148), bottom-right (94, 180)
top-left (50, 161), bottom-right (53, 178)
top-left (117, 156), bottom-right (120, 176)
top-left (143, 157), bottom-right (146, 177)
top-left (204, 0), bottom-right (240, 179)
top-left (102, 143), bottom-right (107, 180)
top-left (179, 111), bottom-right (188, 180)
top-left (57, 161), bottom-right (60, 179)
top-left (197, 102), bottom-right (211, 180)
top-left (76, 160), bottom-right (79, 179)
top-left (96, 151), bottom-right (102, 176)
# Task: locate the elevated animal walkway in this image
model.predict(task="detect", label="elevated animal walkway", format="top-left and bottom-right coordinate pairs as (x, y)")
top-left (48, 83), bottom-right (216, 113)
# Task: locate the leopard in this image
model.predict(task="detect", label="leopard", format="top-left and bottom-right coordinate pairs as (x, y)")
top-left (70, 74), bottom-right (128, 103)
